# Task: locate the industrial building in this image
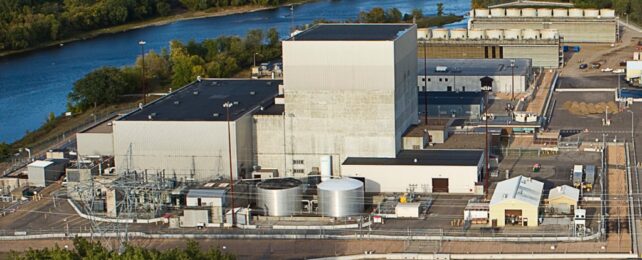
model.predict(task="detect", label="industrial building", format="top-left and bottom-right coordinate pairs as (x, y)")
top-left (341, 150), bottom-right (484, 194)
top-left (419, 91), bottom-right (485, 119)
top-left (468, 8), bottom-right (617, 43)
top-left (76, 116), bottom-right (117, 158)
top-left (626, 61), bottom-right (642, 86)
top-left (547, 185), bottom-right (579, 214)
top-left (28, 159), bottom-right (68, 187)
top-left (255, 24), bottom-right (418, 177)
top-left (417, 58), bottom-right (532, 93)
top-left (418, 28), bottom-right (561, 68)
top-left (489, 175), bottom-right (543, 227)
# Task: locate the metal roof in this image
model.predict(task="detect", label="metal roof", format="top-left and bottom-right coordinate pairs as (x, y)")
top-left (343, 150), bottom-right (484, 166)
top-left (290, 24), bottom-right (414, 41)
top-left (418, 58), bottom-right (531, 77)
top-left (548, 185), bottom-right (579, 202)
top-left (119, 79), bottom-right (280, 122)
top-left (490, 175), bottom-right (543, 207)
top-left (186, 189), bottom-right (226, 198)
top-left (28, 160), bottom-right (53, 168)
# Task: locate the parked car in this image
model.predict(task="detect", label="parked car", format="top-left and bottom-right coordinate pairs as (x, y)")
top-left (601, 68), bottom-right (613, 72)
top-left (613, 69), bottom-right (625, 74)
top-left (579, 64), bottom-right (588, 69)
top-left (591, 63), bottom-right (601, 69)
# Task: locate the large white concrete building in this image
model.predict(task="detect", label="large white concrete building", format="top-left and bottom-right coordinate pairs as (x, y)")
top-left (417, 58), bottom-right (532, 93)
top-left (255, 24), bottom-right (418, 176)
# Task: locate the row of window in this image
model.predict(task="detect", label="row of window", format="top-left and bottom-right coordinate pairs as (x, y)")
top-left (421, 77), bottom-right (449, 82)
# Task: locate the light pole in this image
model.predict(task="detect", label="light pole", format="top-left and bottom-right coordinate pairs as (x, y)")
top-left (253, 52), bottom-right (261, 68)
top-left (510, 59), bottom-right (515, 101)
top-left (24, 148), bottom-right (31, 162)
top-left (423, 37), bottom-right (428, 124)
top-left (138, 40), bottom-right (147, 104)
top-left (223, 101), bottom-right (236, 226)
top-left (481, 86), bottom-right (491, 195)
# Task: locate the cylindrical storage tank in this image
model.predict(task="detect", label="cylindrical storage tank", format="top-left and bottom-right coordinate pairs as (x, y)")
top-left (506, 8), bottom-right (520, 17)
top-left (537, 8), bottom-right (552, 17)
top-left (600, 9), bottom-right (615, 18)
top-left (584, 9), bottom-right (599, 17)
top-left (417, 28), bottom-right (431, 39)
top-left (540, 29), bottom-right (558, 39)
top-left (256, 178), bottom-right (303, 216)
top-left (450, 29), bottom-right (467, 39)
top-left (468, 29), bottom-right (485, 39)
top-left (432, 28), bottom-right (449, 39)
top-left (504, 29), bottom-right (522, 40)
top-left (318, 178), bottom-right (364, 217)
top-left (475, 9), bottom-right (490, 17)
top-left (490, 8), bottom-right (505, 17)
top-left (486, 29), bottom-right (503, 39)
top-left (569, 8), bottom-right (583, 17)
top-left (553, 8), bottom-right (568, 17)
top-left (522, 8), bottom-right (537, 17)
top-left (523, 29), bottom-right (539, 40)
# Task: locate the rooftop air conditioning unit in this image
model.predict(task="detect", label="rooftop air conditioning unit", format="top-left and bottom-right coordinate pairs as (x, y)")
top-left (435, 66), bottom-right (448, 72)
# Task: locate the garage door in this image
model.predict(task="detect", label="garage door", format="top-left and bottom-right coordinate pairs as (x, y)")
top-left (432, 178), bottom-right (449, 193)
top-left (505, 210), bottom-right (522, 217)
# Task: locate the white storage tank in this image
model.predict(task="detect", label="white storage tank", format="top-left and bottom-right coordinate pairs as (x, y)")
top-left (475, 9), bottom-right (490, 17)
top-left (506, 8), bottom-right (520, 17)
top-left (540, 29), bottom-right (558, 39)
top-left (417, 28), bottom-right (431, 40)
top-left (584, 9), bottom-right (599, 17)
top-left (486, 29), bottom-right (504, 39)
top-left (537, 8), bottom-right (552, 17)
top-left (468, 29), bottom-right (485, 39)
top-left (432, 28), bottom-right (449, 39)
top-left (522, 8), bottom-right (537, 17)
top-left (569, 8), bottom-right (583, 17)
top-left (523, 29), bottom-right (539, 40)
top-left (450, 29), bottom-right (468, 39)
top-left (256, 178), bottom-right (303, 216)
top-left (504, 29), bottom-right (522, 40)
top-left (490, 8), bottom-right (506, 17)
top-left (600, 9), bottom-right (615, 18)
top-left (553, 8), bottom-right (568, 17)
top-left (318, 178), bottom-right (364, 217)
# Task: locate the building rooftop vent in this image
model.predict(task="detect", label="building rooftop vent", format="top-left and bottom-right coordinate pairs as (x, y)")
top-left (174, 100), bottom-right (180, 105)
top-left (233, 101), bottom-right (239, 105)
top-left (193, 91), bottom-right (199, 95)
top-left (250, 91), bottom-right (256, 95)
top-left (213, 113), bottom-right (220, 117)
top-left (435, 66), bottom-right (448, 72)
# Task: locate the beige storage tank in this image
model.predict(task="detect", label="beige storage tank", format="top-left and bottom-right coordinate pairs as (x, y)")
top-left (553, 8), bottom-right (568, 17)
top-left (523, 29), bottom-right (539, 40)
top-left (504, 29), bottom-right (522, 40)
top-left (475, 9), bottom-right (490, 17)
top-left (506, 8), bottom-right (521, 17)
top-left (486, 29), bottom-right (504, 39)
top-left (537, 8), bottom-right (552, 17)
top-left (490, 8), bottom-right (506, 17)
top-left (468, 29), bottom-right (485, 39)
top-left (540, 29), bottom-right (558, 39)
top-left (432, 28), bottom-right (449, 39)
top-left (450, 29), bottom-right (468, 39)
top-left (569, 8), bottom-right (583, 17)
top-left (417, 28), bottom-right (431, 39)
top-left (584, 9), bottom-right (599, 17)
top-left (600, 9), bottom-right (615, 18)
top-left (522, 8), bottom-right (537, 17)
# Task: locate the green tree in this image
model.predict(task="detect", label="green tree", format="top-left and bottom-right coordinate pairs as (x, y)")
top-left (136, 50), bottom-right (171, 80)
top-left (385, 8), bottom-right (402, 22)
top-left (0, 142), bottom-right (11, 161)
top-left (68, 67), bottom-right (133, 111)
top-left (437, 3), bottom-right (444, 16)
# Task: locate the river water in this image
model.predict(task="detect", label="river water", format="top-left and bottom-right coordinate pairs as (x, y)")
top-left (0, 0), bottom-right (471, 143)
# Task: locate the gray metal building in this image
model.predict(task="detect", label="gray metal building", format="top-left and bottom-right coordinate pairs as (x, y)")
top-left (419, 92), bottom-right (485, 119)
top-left (28, 159), bottom-right (68, 187)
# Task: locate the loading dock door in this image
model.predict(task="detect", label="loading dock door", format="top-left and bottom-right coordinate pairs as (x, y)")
top-left (432, 178), bottom-right (449, 193)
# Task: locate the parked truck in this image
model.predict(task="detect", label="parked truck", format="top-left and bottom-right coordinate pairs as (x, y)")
top-left (583, 165), bottom-right (596, 192)
top-left (572, 165), bottom-right (584, 188)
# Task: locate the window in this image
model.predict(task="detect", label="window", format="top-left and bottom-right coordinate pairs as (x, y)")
top-left (422, 78), bottom-right (425, 82)
top-left (439, 78), bottom-right (442, 82)
top-left (293, 169), bottom-right (305, 174)
top-left (428, 78), bottom-right (431, 82)
top-left (462, 86), bottom-right (466, 92)
top-left (447, 86), bottom-right (452, 92)
top-left (445, 78), bottom-right (448, 82)
top-left (292, 160), bottom-right (304, 165)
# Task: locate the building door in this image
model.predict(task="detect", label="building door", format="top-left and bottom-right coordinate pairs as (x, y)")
top-left (432, 178), bottom-right (449, 192)
top-left (447, 86), bottom-right (452, 92)
top-left (504, 209), bottom-right (522, 225)
top-left (197, 198), bottom-right (202, 206)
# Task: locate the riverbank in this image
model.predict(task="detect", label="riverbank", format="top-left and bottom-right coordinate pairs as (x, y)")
top-left (0, 1), bottom-right (311, 58)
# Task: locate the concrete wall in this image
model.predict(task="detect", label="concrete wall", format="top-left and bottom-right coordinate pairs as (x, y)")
top-left (489, 199), bottom-right (538, 227)
top-left (28, 163), bottom-right (66, 187)
top-left (418, 75), bottom-right (528, 93)
top-left (113, 118), bottom-right (253, 181)
top-left (341, 164), bottom-right (481, 193)
top-left (254, 114), bottom-right (287, 176)
top-left (180, 209), bottom-right (210, 227)
top-left (503, 45), bottom-right (560, 68)
top-left (470, 19), bottom-right (617, 43)
top-left (403, 136), bottom-right (425, 150)
top-left (262, 27), bottom-right (418, 176)
top-left (548, 196), bottom-right (577, 214)
top-left (428, 104), bottom-right (482, 119)
top-left (77, 133), bottom-right (114, 157)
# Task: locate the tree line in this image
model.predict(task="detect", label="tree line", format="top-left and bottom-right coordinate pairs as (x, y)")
top-left (67, 28), bottom-right (281, 112)
top-left (309, 5), bottom-right (462, 29)
top-left (471, 0), bottom-right (642, 25)
top-left (11, 237), bottom-right (235, 259)
top-left (0, 0), bottom-right (288, 52)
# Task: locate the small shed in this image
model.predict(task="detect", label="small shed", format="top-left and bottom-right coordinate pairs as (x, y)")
top-left (180, 209), bottom-right (210, 228)
top-left (28, 159), bottom-right (68, 187)
top-left (548, 185), bottom-right (579, 214)
top-left (395, 202), bottom-right (422, 218)
top-left (464, 202), bottom-right (489, 224)
top-left (186, 189), bottom-right (226, 207)
top-left (489, 176), bottom-right (543, 227)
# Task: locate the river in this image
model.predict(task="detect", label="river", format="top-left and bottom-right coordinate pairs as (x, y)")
top-left (0, 0), bottom-right (471, 143)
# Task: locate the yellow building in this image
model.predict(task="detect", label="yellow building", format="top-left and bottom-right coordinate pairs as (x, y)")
top-left (489, 176), bottom-right (543, 227)
top-left (547, 185), bottom-right (579, 214)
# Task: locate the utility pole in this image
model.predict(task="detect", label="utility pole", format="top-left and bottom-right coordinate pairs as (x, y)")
top-left (510, 59), bottom-right (515, 101)
top-left (224, 101), bottom-right (236, 226)
top-left (423, 37), bottom-right (428, 124)
top-left (139, 40), bottom-right (147, 104)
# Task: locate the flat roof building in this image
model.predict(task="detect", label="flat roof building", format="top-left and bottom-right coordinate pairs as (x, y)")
top-left (419, 91), bottom-right (485, 119)
top-left (417, 58), bottom-right (532, 93)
